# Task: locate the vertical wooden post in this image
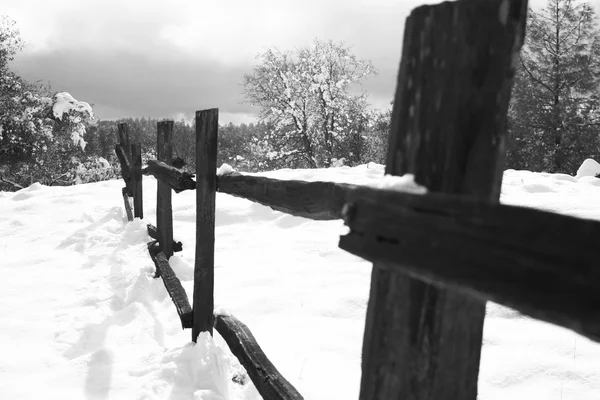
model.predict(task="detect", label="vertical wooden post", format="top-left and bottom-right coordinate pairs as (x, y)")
top-left (117, 123), bottom-right (133, 196)
top-left (117, 123), bottom-right (130, 153)
top-left (157, 120), bottom-right (174, 261)
top-left (131, 143), bottom-right (143, 219)
top-left (359, 1), bottom-right (527, 399)
top-left (192, 108), bottom-right (218, 341)
top-left (121, 187), bottom-right (134, 222)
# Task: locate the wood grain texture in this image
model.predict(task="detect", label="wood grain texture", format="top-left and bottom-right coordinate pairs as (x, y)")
top-left (215, 314), bottom-right (304, 400)
top-left (148, 242), bottom-right (193, 329)
top-left (192, 108), bottom-right (218, 340)
top-left (217, 174), bottom-right (345, 220)
top-left (115, 144), bottom-right (132, 196)
top-left (157, 121), bottom-right (174, 259)
top-left (117, 123), bottom-right (130, 157)
top-left (131, 143), bottom-right (143, 219)
top-left (218, 174), bottom-right (600, 295)
top-left (146, 160), bottom-right (196, 193)
top-left (338, 186), bottom-right (600, 343)
top-left (117, 123), bottom-right (133, 196)
top-left (121, 187), bottom-right (133, 222)
top-left (147, 224), bottom-right (183, 253)
top-left (357, 1), bottom-right (528, 399)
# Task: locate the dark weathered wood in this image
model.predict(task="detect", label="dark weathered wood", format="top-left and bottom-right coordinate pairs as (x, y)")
top-left (122, 187), bottom-right (133, 222)
top-left (217, 174), bottom-right (345, 220)
top-left (115, 144), bottom-right (131, 175)
top-left (215, 314), bottom-right (304, 400)
top-left (156, 120), bottom-right (174, 259)
top-left (115, 144), bottom-right (133, 196)
top-left (131, 143), bottom-right (143, 219)
top-left (338, 186), bottom-right (600, 343)
top-left (147, 224), bottom-right (183, 252)
top-left (221, 169), bottom-right (600, 342)
top-left (172, 156), bottom-right (186, 169)
top-left (117, 123), bottom-right (130, 157)
top-left (146, 159), bottom-right (196, 193)
top-left (148, 241), bottom-right (193, 328)
top-left (117, 123), bottom-right (133, 196)
top-left (357, 1), bottom-right (528, 399)
top-left (142, 158), bottom-right (186, 176)
top-left (192, 108), bottom-right (218, 341)
top-left (219, 175), bottom-right (600, 285)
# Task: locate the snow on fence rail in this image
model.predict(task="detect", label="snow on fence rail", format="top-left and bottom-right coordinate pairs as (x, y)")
top-left (112, 1), bottom-right (600, 399)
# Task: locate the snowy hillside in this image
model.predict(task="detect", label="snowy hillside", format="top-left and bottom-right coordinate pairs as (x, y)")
top-left (1, 162), bottom-right (600, 399)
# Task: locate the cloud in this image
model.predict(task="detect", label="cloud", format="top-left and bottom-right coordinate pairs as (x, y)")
top-left (12, 48), bottom-right (252, 120)
top-left (10, 0), bottom-right (529, 123)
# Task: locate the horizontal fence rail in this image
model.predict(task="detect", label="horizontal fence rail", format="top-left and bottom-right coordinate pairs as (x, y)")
top-left (148, 241), bottom-right (193, 328)
top-left (214, 314), bottom-right (304, 400)
top-left (145, 160), bottom-right (196, 193)
top-left (216, 173), bottom-right (600, 344)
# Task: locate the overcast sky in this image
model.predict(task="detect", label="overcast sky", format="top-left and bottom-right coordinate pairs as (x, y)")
top-left (3, 0), bottom-right (570, 124)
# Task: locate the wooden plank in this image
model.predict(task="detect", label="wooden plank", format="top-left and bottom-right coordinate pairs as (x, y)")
top-left (146, 160), bottom-right (196, 193)
top-left (131, 143), bottom-right (143, 219)
top-left (117, 123), bottom-right (133, 196)
top-left (215, 314), bottom-right (304, 400)
top-left (338, 187), bottom-right (600, 343)
top-left (192, 108), bottom-right (218, 341)
top-left (115, 144), bottom-right (132, 196)
top-left (148, 241), bottom-right (193, 329)
top-left (142, 158), bottom-right (186, 176)
top-left (117, 123), bottom-right (130, 157)
top-left (156, 120), bottom-right (174, 259)
top-left (122, 187), bottom-right (133, 222)
top-left (147, 224), bottom-right (183, 252)
top-left (356, 1), bottom-right (528, 399)
top-left (220, 174), bottom-right (600, 274)
top-left (217, 174), bottom-right (345, 220)
top-left (115, 144), bottom-right (132, 175)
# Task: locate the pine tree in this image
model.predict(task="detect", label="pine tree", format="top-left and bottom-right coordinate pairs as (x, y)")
top-left (510, 0), bottom-right (600, 173)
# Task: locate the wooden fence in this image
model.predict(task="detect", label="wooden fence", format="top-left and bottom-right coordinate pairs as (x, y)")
top-left (113, 0), bottom-right (600, 399)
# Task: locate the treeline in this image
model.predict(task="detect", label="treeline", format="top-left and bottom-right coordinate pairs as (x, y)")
top-left (85, 114), bottom-right (390, 173)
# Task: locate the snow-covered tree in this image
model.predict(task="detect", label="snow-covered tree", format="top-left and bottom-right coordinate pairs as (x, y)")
top-left (0, 16), bottom-right (97, 189)
top-left (243, 39), bottom-right (376, 168)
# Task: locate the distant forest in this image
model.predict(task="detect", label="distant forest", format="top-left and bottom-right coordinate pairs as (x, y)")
top-left (86, 114), bottom-right (390, 173)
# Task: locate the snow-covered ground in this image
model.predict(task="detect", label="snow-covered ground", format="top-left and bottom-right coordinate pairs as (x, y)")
top-left (1, 162), bottom-right (600, 399)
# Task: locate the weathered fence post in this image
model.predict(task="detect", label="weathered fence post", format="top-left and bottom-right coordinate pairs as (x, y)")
top-left (115, 123), bottom-right (134, 221)
top-left (117, 123), bottom-right (133, 196)
top-left (192, 108), bottom-right (218, 341)
top-left (157, 120), bottom-right (174, 261)
top-left (358, 1), bottom-right (527, 399)
top-left (131, 143), bottom-right (143, 219)
top-left (121, 187), bottom-right (134, 222)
